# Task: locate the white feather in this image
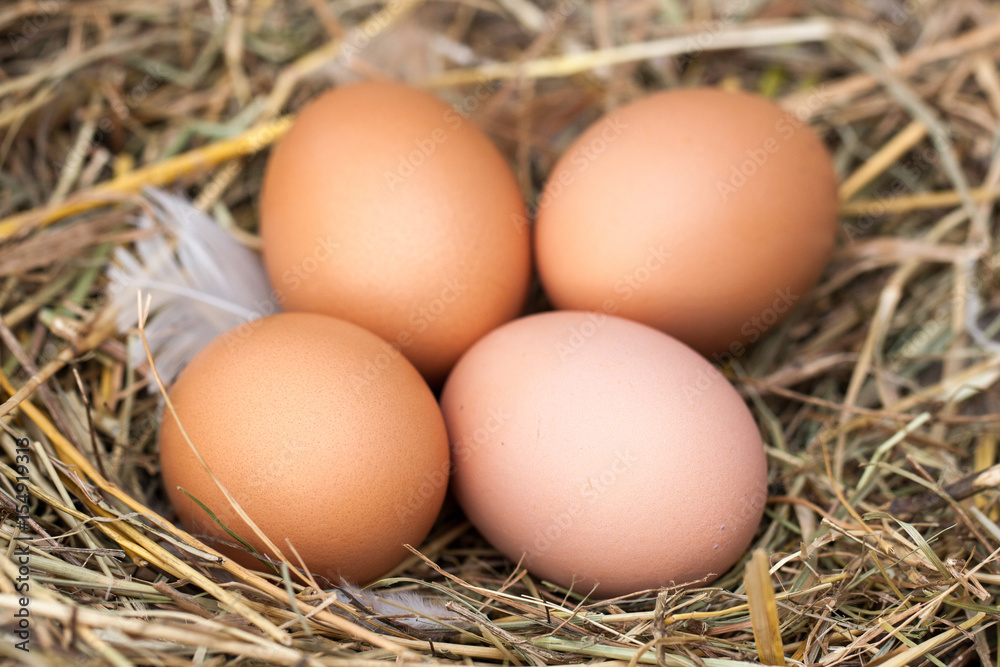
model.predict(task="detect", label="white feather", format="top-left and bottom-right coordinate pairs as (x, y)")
top-left (337, 581), bottom-right (464, 635)
top-left (106, 188), bottom-right (274, 384)
top-left (106, 191), bottom-right (468, 637)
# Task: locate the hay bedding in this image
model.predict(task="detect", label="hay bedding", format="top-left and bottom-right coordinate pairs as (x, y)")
top-left (1, 0), bottom-right (1000, 664)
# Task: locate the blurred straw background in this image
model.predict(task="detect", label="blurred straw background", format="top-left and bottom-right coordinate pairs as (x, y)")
top-left (2, 0), bottom-right (1000, 664)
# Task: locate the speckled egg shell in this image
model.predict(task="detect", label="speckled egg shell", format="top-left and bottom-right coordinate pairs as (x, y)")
top-left (158, 312), bottom-right (450, 584)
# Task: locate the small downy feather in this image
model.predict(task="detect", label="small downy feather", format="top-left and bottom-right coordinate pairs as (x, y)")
top-left (107, 191), bottom-right (465, 635)
top-left (106, 188), bottom-right (274, 385)
top-left (336, 580), bottom-right (465, 637)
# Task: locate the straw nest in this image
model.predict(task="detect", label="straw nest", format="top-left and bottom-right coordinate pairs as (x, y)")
top-left (2, 0), bottom-right (1000, 665)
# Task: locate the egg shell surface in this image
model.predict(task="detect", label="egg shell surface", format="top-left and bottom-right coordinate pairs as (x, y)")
top-left (158, 312), bottom-right (450, 584)
top-left (440, 311), bottom-right (767, 597)
top-left (260, 80), bottom-right (532, 385)
top-left (535, 87), bottom-right (839, 355)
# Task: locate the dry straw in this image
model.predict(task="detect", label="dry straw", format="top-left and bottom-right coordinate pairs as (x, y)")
top-left (2, 0), bottom-right (1000, 665)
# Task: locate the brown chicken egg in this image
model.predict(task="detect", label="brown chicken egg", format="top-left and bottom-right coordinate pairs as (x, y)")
top-left (158, 312), bottom-right (449, 584)
top-left (260, 80), bottom-right (532, 385)
top-left (440, 311), bottom-right (767, 597)
top-left (535, 87), bottom-right (839, 357)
